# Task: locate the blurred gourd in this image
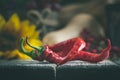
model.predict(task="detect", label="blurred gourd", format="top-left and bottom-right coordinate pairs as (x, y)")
top-left (43, 14), bottom-right (104, 46)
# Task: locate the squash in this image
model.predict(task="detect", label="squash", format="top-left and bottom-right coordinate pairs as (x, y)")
top-left (42, 14), bottom-right (104, 46)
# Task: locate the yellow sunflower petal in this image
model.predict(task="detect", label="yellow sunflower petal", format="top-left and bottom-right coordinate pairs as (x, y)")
top-left (0, 15), bottom-right (6, 32)
top-left (4, 13), bottom-right (20, 32)
top-left (5, 49), bottom-right (32, 60)
top-left (20, 20), bottom-right (40, 39)
top-left (24, 38), bottom-right (42, 51)
top-left (17, 51), bottom-right (32, 60)
top-left (28, 24), bottom-right (36, 37)
top-left (31, 30), bottom-right (40, 39)
top-left (20, 20), bottom-right (31, 37)
top-left (0, 51), bottom-right (4, 57)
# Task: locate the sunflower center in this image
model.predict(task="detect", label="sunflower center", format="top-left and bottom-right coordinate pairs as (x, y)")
top-left (0, 33), bottom-right (18, 51)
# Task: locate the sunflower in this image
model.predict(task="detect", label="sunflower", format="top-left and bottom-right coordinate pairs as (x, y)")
top-left (0, 13), bottom-right (42, 60)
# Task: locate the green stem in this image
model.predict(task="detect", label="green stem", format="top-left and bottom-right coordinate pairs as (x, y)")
top-left (25, 37), bottom-right (45, 56)
top-left (19, 38), bottom-right (35, 58)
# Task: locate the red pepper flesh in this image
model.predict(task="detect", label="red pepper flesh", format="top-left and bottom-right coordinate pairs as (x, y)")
top-left (44, 38), bottom-right (111, 65)
top-left (43, 38), bottom-right (86, 64)
top-left (73, 39), bottom-right (111, 63)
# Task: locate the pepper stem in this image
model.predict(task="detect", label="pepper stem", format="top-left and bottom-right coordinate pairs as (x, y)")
top-left (25, 37), bottom-right (45, 56)
top-left (20, 38), bottom-right (35, 58)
